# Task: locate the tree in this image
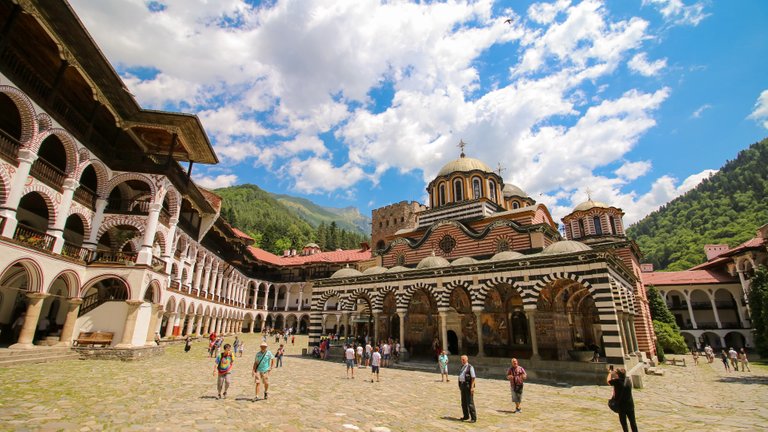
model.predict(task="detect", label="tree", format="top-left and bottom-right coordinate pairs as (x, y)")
top-left (748, 266), bottom-right (768, 357)
top-left (646, 285), bottom-right (676, 326)
top-left (653, 321), bottom-right (688, 355)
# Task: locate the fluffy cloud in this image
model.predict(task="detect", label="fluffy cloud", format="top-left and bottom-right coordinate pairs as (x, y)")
top-left (643, 0), bottom-right (709, 26)
top-left (628, 53), bottom-right (667, 76)
top-left (193, 174), bottom-right (239, 189)
top-left (690, 104), bottom-right (712, 119)
top-left (748, 90), bottom-right (768, 129)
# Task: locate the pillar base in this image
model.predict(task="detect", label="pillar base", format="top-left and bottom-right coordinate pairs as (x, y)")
top-left (530, 354), bottom-right (541, 361)
top-left (114, 343), bottom-right (135, 349)
top-left (8, 343), bottom-right (36, 350)
top-left (55, 341), bottom-right (73, 347)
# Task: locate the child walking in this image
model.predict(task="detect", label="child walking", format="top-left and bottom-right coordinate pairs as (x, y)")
top-left (214, 343), bottom-right (234, 399)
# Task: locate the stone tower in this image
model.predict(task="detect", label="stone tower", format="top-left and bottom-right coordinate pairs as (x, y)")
top-left (371, 201), bottom-right (424, 254)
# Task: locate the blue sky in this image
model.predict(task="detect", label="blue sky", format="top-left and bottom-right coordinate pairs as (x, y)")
top-left (69, 0), bottom-right (768, 225)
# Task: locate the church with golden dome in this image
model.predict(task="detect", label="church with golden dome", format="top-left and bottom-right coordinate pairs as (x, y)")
top-left (309, 144), bottom-right (657, 384)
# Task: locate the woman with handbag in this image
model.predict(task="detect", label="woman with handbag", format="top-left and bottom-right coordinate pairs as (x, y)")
top-left (506, 358), bottom-right (527, 413)
top-left (607, 366), bottom-right (638, 432)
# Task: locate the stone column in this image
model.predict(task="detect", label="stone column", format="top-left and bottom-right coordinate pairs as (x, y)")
top-left (195, 314), bottom-right (204, 336)
top-left (136, 203), bottom-right (162, 266)
top-left (203, 315), bottom-right (212, 335)
top-left (50, 178), bottom-right (78, 254)
top-left (185, 314), bottom-right (195, 335)
top-left (284, 288), bottom-right (291, 311)
top-left (525, 309), bottom-right (540, 360)
top-left (83, 198), bottom-right (108, 250)
top-left (628, 316), bottom-right (640, 353)
top-left (57, 298), bottom-right (83, 346)
top-left (10, 292), bottom-right (49, 349)
top-left (709, 294), bottom-right (723, 329)
top-left (0, 148), bottom-right (37, 237)
top-left (373, 312), bottom-right (381, 343)
top-left (473, 308), bottom-right (484, 357)
top-left (249, 319), bottom-right (255, 333)
top-left (397, 310), bottom-right (407, 359)
top-left (201, 266), bottom-right (212, 297)
top-left (273, 287), bottom-right (280, 309)
top-left (685, 292), bottom-right (698, 329)
top-left (164, 313), bottom-right (177, 338)
top-left (297, 290), bottom-right (304, 311)
top-left (439, 310), bottom-right (448, 353)
top-left (174, 314), bottom-right (184, 336)
top-left (145, 304), bottom-right (164, 345)
top-left (342, 312), bottom-right (350, 338)
top-left (116, 300), bottom-right (144, 348)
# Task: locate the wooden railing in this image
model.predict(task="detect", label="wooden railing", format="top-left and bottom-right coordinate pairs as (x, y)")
top-left (73, 186), bottom-right (96, 209)
top-left (87, 250), bottom-right (138, 265)
top-left (105, 199), bottom-right (150, 215)
top-left (78, 292), bottom-right (101, 317)
top-left (62, 242), bottom-right (90, 261)
top-left (170, 280), bottom-right (180, 290)
top-left (0, 128), bottom-right (20, 165)
top-left (13, 224), bottom-right (55, 252)
top-left (151, 255), bottom-right (165, 271)
top-left (30, 157), bottom-right (66, 192)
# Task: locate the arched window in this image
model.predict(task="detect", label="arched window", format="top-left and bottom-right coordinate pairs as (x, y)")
top-left (438, 183), bottom-right (446, 206)
top-left (512, 202), bottom-right (519, 209)
top-left (488, 180), bottom-right (497, 202)
top-left (609, 215), bottom-right (617, 235)
top-left (578, 219), bottom-right (586, 238)
top-left (453, 179), bottom-right (464, 202)
top-left (472, 177), bottom-right (482, 199)
top-left (593, 216), bottom-right (603, 235)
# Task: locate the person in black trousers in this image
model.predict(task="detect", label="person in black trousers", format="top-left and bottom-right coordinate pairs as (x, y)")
top-left (608, 367), bottom-right (638, 432)
top-left (458, 355), bottom-right (477, 423)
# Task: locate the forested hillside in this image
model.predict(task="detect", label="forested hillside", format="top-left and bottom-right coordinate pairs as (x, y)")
top-left (627, 138), bottom-right (768, 271)
top-left (215, 184), bottom-right (369, 254)
top-left (272, 194), bottom-right (370, 235)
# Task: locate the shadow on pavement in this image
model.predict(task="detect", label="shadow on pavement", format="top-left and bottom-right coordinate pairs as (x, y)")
top-left (717, 375), bottom-right (768, 385)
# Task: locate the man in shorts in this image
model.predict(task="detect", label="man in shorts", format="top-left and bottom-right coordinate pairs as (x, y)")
top-left (364, 341), bottom-right (372, 367)
top-left (356, 344), bottom-right (364, 368)
top-left (252, 342), bottom-right (274, 401)
top-left (381, 342), bottom-right (391, 367)
top-left (370, 346), bottom-right (382, 382)
top-left (506, 357), bottom-right (527, 413)
top-left (345, 344), bottom-right (356, 379)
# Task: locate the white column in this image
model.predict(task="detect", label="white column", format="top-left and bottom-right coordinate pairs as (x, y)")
top-left (473, 307), bottom-right (484, 357)
top-left (709, 293), bottom-right (722, 328)
top-left (526, 309), bottom-right (540, 360)
top-left (685, 292), bottom-right (698, 329)
top-left (10, 292), bottom-right (48, 349)
top-left (263, 286), bottom-right (270, 309)
top-left (201, 265), bottom-right (212, 296)
top-left (284, 287), bottom-right (291, 311)
top-left (297, 290), bottom-right (304, 311)
top-left (50, 178), bottom-right (78, 253)
top-left (83, 198), bottom-right (108, 249)
top-left (136, 203), bottom-right (162, 265)
top-left (439, 310), bottom-right (448, 353)
top-left (0, 148), bottom-right (37, 237)
top-left (273, 287), bottom-right (280, 309)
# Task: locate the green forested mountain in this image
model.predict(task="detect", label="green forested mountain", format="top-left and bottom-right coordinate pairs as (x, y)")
top-left (215, 184), bottom-right (370, 254)
top-left (627, 138), bottom-right (768, 271)
top-left (272, 194), bottom-right (370, 235)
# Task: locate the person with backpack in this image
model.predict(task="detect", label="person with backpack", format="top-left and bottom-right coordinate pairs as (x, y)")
top-left (506, 358), bottom-right (527, 413)
top-left (213, 343), bottom-right (234, 399)
top-left (457, 355), bottom-right (477, 423)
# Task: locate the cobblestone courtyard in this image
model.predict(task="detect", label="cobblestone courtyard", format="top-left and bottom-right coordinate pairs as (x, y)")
top-left (1, 333), bottom-right (766, 431)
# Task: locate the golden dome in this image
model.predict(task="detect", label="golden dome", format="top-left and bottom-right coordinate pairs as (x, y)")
top-left (502, 183), bottom-right (528, 198)
top-left (416, 255), bottom-right (450, 269)
top-left (437, 155), bottom-right (494, 177)
top-left (541, 240), bottom-right (591, 255)
top-left (573, 199), bottom-right (610, 212)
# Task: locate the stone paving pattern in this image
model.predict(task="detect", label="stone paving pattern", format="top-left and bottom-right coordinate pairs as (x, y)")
top-left (0, 333), bottom-right (766, 431)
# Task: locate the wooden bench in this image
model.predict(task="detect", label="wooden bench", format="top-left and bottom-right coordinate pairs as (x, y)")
top-left (74, 331), bottom-right (114, 347)
top-left (664, 357), bottom-right (686, 367)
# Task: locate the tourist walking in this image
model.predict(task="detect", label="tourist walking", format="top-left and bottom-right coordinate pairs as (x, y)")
top-left (238, 341), bottom-right (245, 357)
top-left (356, 344), bottom-right (364, 368)
top-left (213, 343), bottom-right (234, 399)
top-left (506, 358), bottom-right (527, 413)
top-left (438, 350), bottom-right (450, 382)
top-left (381, 342), bottom-right (390, 367)
top-left (345, 344), bottom-right (356, 379)
top-left (184, 335), bottom-right (192, 353)
top-left (691, 349), bottom-right (699, 365)
top-left (720, 350), bottom-right (730, 372)
top-left (233, 336), bottom-right (240, 355)
top-left (275, 344), bottom-right (285, 368)
top-left (370, 346), bottom-right (382, 382)
top-left (607, 366), bottom-right (638, 432)
top-left (704, 345), bottom-right (714, 363)
top-left (252, 342), bottom-right (275, 401)
top-left (365, 341), bottom-right (372, 367)
top-left (728, 347), bottom-right (739, 371)
top-left (457, 355), bottom-right (477, 423)
top-left (739, 348), bottom-right (751, 372)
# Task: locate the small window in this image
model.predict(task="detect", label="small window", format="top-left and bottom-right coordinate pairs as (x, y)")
top-left (609, 215), bottom-right (617, 235)
top-left (488, 180), bottom-right (497, 202)
top-left (472, 177), bottom-right (482, 199)
top-left (512, 202), bottom-right (519, 209)
top-left (577, 219), bottom-right (585, 238)
top-left (453, 179), bottom-right (464, 202)
top-left (439, 183), bottom-right (446, 206)
top-left (593, 216), bottom-right (603, 235)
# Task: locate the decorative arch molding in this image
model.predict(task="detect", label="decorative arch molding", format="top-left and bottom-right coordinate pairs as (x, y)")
top-left (0, 85), bottom-right (37, 143)
top-left (20, 184), bottom-right (59, 226)
top-left (96, 215), bottom-right (147, 240)
top-left (343, 287), bottom-right (373, 312)
top-left (103, 172), bottom-right (157, 199)
top-left (157, 182), bottom-right (181, 219)
top-left (75, 158), bottom-right (110, 197)
top-left (79, 274), bottom-right (132, 299)
top-left (47, 269), bottom-right (81, 298)
top-left (401, 282), bottom-right (439, 308)
top-left (316, 289), bottom-right (341, 309)
top-left (476, 277), bottom-right (524, 303)
top-left (0, 163), bottom-right (11, 205)
top-left (30, 128), bottom-right (79, 176)
top-left (144, 279), bottom-right (162, 304)
top-left (36, 113), bottom-right (53, 132)
top-left (1, 258), bottom-right (45, 293)
top-left (65, 207), bottom-right (92, 240)
top-left (531, 272), bottom-right (593, 296)
top-left (196, 304), bottom-right (204, 315)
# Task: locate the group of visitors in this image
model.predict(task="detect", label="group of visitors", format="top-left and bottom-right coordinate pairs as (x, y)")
top-left (213, 340), bottom-right (277, 401)
top-left (720, 347), bottom-right (751, 372)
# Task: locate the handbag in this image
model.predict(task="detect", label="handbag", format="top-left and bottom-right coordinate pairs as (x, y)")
top-left (608, 398), bottom-right (620, 413)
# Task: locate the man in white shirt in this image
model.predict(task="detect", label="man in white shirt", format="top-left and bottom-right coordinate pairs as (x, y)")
top-left (344, 344), bottom-right (356, 379)
top-left (458, 355), bottom-right (477, 423)
top-left (370, 346), bottom-right (382, 382)
top-left (356, 344), bottom-right (364, 368)
top-left (381, 342), bottom-right (391, 367)
top-left (365, 342), bottom-right (373, 367)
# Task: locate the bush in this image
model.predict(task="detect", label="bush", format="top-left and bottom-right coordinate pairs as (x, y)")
top-left (653, 320), bottom-right (688, 354)
top-left (656, 341), bottom-right (665, 362)
top-left (749, 266), bottom-right (768, 357)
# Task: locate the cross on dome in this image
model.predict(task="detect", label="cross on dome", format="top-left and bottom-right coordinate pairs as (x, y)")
top-left (496, 162), bottom-right (506, 177)
top-left (457, 139), bottom-right (467, 157)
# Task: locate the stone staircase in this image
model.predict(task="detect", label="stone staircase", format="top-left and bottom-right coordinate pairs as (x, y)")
top-left (0, 346), bottom-right (80, 367)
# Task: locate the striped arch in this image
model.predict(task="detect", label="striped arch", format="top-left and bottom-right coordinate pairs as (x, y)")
top-left (103, 172), bottom-right (156, 199)
top-left (157, 183), bottom-right (181, 219)
top-left (75, 158), bottom-right (110, 198)
top-left (476, 276), bottom-right (524, 304)
top-left (375, 285), bottom-right (398, 310)
top-left (153, 229), bottom-right (167, 253)
top-left (1, 258), bottom-right (45, 293)
top-left (165, 295), bottom-right (177, 314)
top-left (36, 113), bottom-right (53, 132)
top-left (343, 287), bottom-right (373, 312)
top-left (30, 128), bottom-right (80, 176)
top-left (316, 289), bottom-right (341, 310)
top-left (187, 302), bottom-right (195, 315)
top-left (0, 85), bottom-right (37, 143)
top-left (143, 279), bottom-right (162, 304)
top-left (400, 282), bottom-right (438, 308)
top-left (47, 269), bottom-right (81, 298)
top-left (65, 207), bottom-right (92, 240)
top-left (20, 185), bottom-right (58, 227)
top-left (444, 280), bottom-right (476, 305)
top-left (96, 215), bottom-right (146, 240)
top-left (0, 163), bottom-right (11, 205)
top-left (79, 274), bottom-right (132, 299)
top-left (530, 272), bottom-right (593, 297)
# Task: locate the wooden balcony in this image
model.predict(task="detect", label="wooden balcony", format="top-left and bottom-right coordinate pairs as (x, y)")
top-left (30, 157), bottom-right (65, 192)
top-left (62, 242), bottom-right (90, 261)
top-left (105, 199), bottom-right (150, 215)
top-left (73, 186), bottom-right (96, 210)
top-left (87, 250), bottom-right (138, 265)
top-left (0, 128), bottom-right (20, 165)
top-left (13, 224), bottom-right (55, 252)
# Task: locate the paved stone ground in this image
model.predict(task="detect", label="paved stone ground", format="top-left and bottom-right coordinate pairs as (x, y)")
top-left (0, 333), bottom-right (766, 431)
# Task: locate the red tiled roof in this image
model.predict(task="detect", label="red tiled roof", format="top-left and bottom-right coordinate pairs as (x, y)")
top-left (231, 227), bottom-right (252, 240)
top-left (689, 256), bottom-right (729, 271)
top-left (641, 270), bottom-right (736, 286)
top-left (199, 188), bottom-right (223, 212)
top-left (248, 246), bottom-right (371, 267)
top-left (722, 237), bottom-right (766, 256)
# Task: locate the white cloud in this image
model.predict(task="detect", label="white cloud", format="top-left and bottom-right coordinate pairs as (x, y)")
top-left (690, 104), bottom-right (712, 119)
top-left (193, 174), bottom-right (239, 189)
top-left (615, 160), bottom-right (652, 180)
top-left (643, 0), bottom-right (709, 26)
top-left (748, 90), bottom-right (768, 129)
top-left (628, 53), bottom-right (667, 76)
